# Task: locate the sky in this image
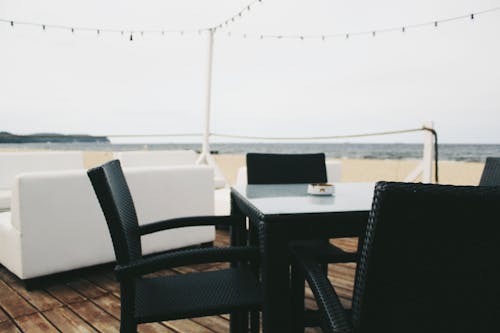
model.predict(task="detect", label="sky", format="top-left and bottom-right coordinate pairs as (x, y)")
top-left (1, 0), bottom-right (499, 143)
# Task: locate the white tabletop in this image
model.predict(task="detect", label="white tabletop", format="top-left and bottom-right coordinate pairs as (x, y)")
top-left (232, 182), bottom-right (375, 215)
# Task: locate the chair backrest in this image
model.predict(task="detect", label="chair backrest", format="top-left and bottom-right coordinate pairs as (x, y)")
top-left (87, 160), bottom-right (141, 265)
top-left (352, 182), bottom-right (500, 333)
top-left (246, 153), bottom-right (327, 184)
top-left (479, 157), bottom-right (500, 186)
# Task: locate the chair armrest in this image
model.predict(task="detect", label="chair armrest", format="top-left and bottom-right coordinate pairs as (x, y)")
top-left (296, 252), bottom-right (353, 333)
top-left (115, 246), bottom-right (258, 280)
top-left (139, 215), bottom-right (238, 235)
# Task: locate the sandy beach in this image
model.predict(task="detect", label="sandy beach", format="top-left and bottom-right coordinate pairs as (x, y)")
top-left (0, 148), bottom-right (483, 185)
top-left (75, 151), bottom-right (485, 186)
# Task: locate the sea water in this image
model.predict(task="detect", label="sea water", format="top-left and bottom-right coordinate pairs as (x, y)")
top-left (1, 142), bottom-right (499, 162)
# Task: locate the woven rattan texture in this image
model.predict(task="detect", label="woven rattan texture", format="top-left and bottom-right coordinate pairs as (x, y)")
top-left (246, 153), bottom-right (327, 185)
top-left (134, 267), bottom-right (261, 323)
top-left (351, 182), bottom-right (500, 333)
top-left (88, 159), bottom-right (142, 264)
top-left (479, 157), bottom-right (500, 186)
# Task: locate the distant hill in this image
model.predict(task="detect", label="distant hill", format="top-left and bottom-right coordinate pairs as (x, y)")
top-left (0, 132), bottom-right (110, 143)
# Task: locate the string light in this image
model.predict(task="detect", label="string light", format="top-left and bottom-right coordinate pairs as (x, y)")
top-left (0, 18), bottom-right (211, 38)
top-left (1, 4), bottom-right (498, 43)
top-left (214, 0), bottom-right (263, 32)
top-left (221, 6), bottom-right (500, 41)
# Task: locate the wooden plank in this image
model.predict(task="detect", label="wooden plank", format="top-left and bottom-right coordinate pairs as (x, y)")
top-left (138, 323), bottom-right (177, 333)
top-left (0, 320), bottom-right (21, 333)
top-left (0, 269), bottom-right (62, 312)
top-left (15, 312), bottom-right (59, 333)
top-left (66, 279), bottom-right (107, 299)
top-left (192, 316), bottom-right (229, 332)
top-left (84, 273), bottom-right (120, 297)
top-left (92, 294), bottom-right (120, 319)
top-left (68, 300), bottom-right (120, 333)
top-left (43, 306), bottom-right (98, 333)
top-left (0, 307), bottom-right (9, 323)
top-left (0, 280), bottom-right (37, 318)
top-left (46, 284), bottom-right (87, 304)
top-left (0, 267), bottom-right (17, 284)
top-left (164, 319), bottom-right (214, 333)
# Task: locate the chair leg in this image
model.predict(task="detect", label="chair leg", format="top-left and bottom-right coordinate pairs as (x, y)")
top-left (120, 282), bottom-right (137, 333)
top-left (120, 320), bottom-right (137, 333)
top-left (291, 259), bottom-right (306, 333)
top-left (230, 311), bottom-right (249, 333)
top-left (250, 310), bottom-right (260, 333)
top-left (240, 311), bottom-right (249, 332)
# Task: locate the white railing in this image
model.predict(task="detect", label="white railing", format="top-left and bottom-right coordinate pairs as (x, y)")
top-left (107, 121), bottom-right (439, 184)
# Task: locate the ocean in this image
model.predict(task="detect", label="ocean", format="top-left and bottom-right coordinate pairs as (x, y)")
top-left (1, 142), bottom-right (499, 162)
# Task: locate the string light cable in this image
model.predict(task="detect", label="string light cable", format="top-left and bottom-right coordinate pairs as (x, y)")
top-left (1, 4), bottom-right (498, 41)
top-left (0, 18), bottom-right (213, 40)
top-left (0, 0), bottom-right (262, 39)
top-left (213, 0), bottom-right (263, 32)
top-left (223, 5), bottom-right (500, 40)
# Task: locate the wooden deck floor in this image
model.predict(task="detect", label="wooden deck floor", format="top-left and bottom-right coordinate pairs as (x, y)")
top-left (0, 231), bottom-right (357, 333)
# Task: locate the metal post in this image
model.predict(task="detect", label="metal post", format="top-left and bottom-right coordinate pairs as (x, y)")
top-left (197, 28), bottom-right (215, 165)
top-left (195, 29), bottom-right (227, 187)
top-left (404, 121), bottom-right (435, 183)
top-left (421, 121), bottom-right (434, 183)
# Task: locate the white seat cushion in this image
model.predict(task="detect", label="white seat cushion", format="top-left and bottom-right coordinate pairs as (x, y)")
top-left (0, 190), bottom-right (11, 210)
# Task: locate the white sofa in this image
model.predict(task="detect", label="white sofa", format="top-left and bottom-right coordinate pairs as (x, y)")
top-left (0, 151), bottom-right (84, 211)
top-left (115, 150), bottom-right (227, 189)
top-left (0, 165), bottom-right (215, 280)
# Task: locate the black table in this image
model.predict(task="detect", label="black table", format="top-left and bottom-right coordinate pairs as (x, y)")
top-left (230, 183), bottom-right (375, 332)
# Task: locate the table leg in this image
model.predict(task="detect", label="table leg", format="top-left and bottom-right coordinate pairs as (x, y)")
top-left (261, 221), bottom-right (291, 332)
top-left (230, 193), bottom-right (250, 332)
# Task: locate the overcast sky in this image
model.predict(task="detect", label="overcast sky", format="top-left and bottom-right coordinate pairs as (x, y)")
top-left (1, 0), bottom-right (499, 143)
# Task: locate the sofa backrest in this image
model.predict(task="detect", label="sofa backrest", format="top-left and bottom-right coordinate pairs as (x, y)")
top-left (115, 150), bottom-right (198, 168)
top-left (0, 151), bottom-right (83, 190)
top-left (9, 165), bottom-right (214, 278)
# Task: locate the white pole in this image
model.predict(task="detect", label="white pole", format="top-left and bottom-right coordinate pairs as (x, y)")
top-left (197, 28), bottom-right (215, 165)
top-left (422, 121), bottom-right (434, 183)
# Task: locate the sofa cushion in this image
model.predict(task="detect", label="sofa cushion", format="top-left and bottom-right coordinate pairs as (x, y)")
top-left (0, 190), bottom-right (11, 211)
top-left (0, 151), bottom-right (83, 190)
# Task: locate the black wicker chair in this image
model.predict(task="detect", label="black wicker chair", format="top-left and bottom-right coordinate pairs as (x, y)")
top-left (292, 181), bottom-right (500, 333)
top-left (479, 157), bottom-right (500, 186)
top-left (247, 153), bottom-right (328, 184)
top-left (87, 160), bottom-right (261, 333)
